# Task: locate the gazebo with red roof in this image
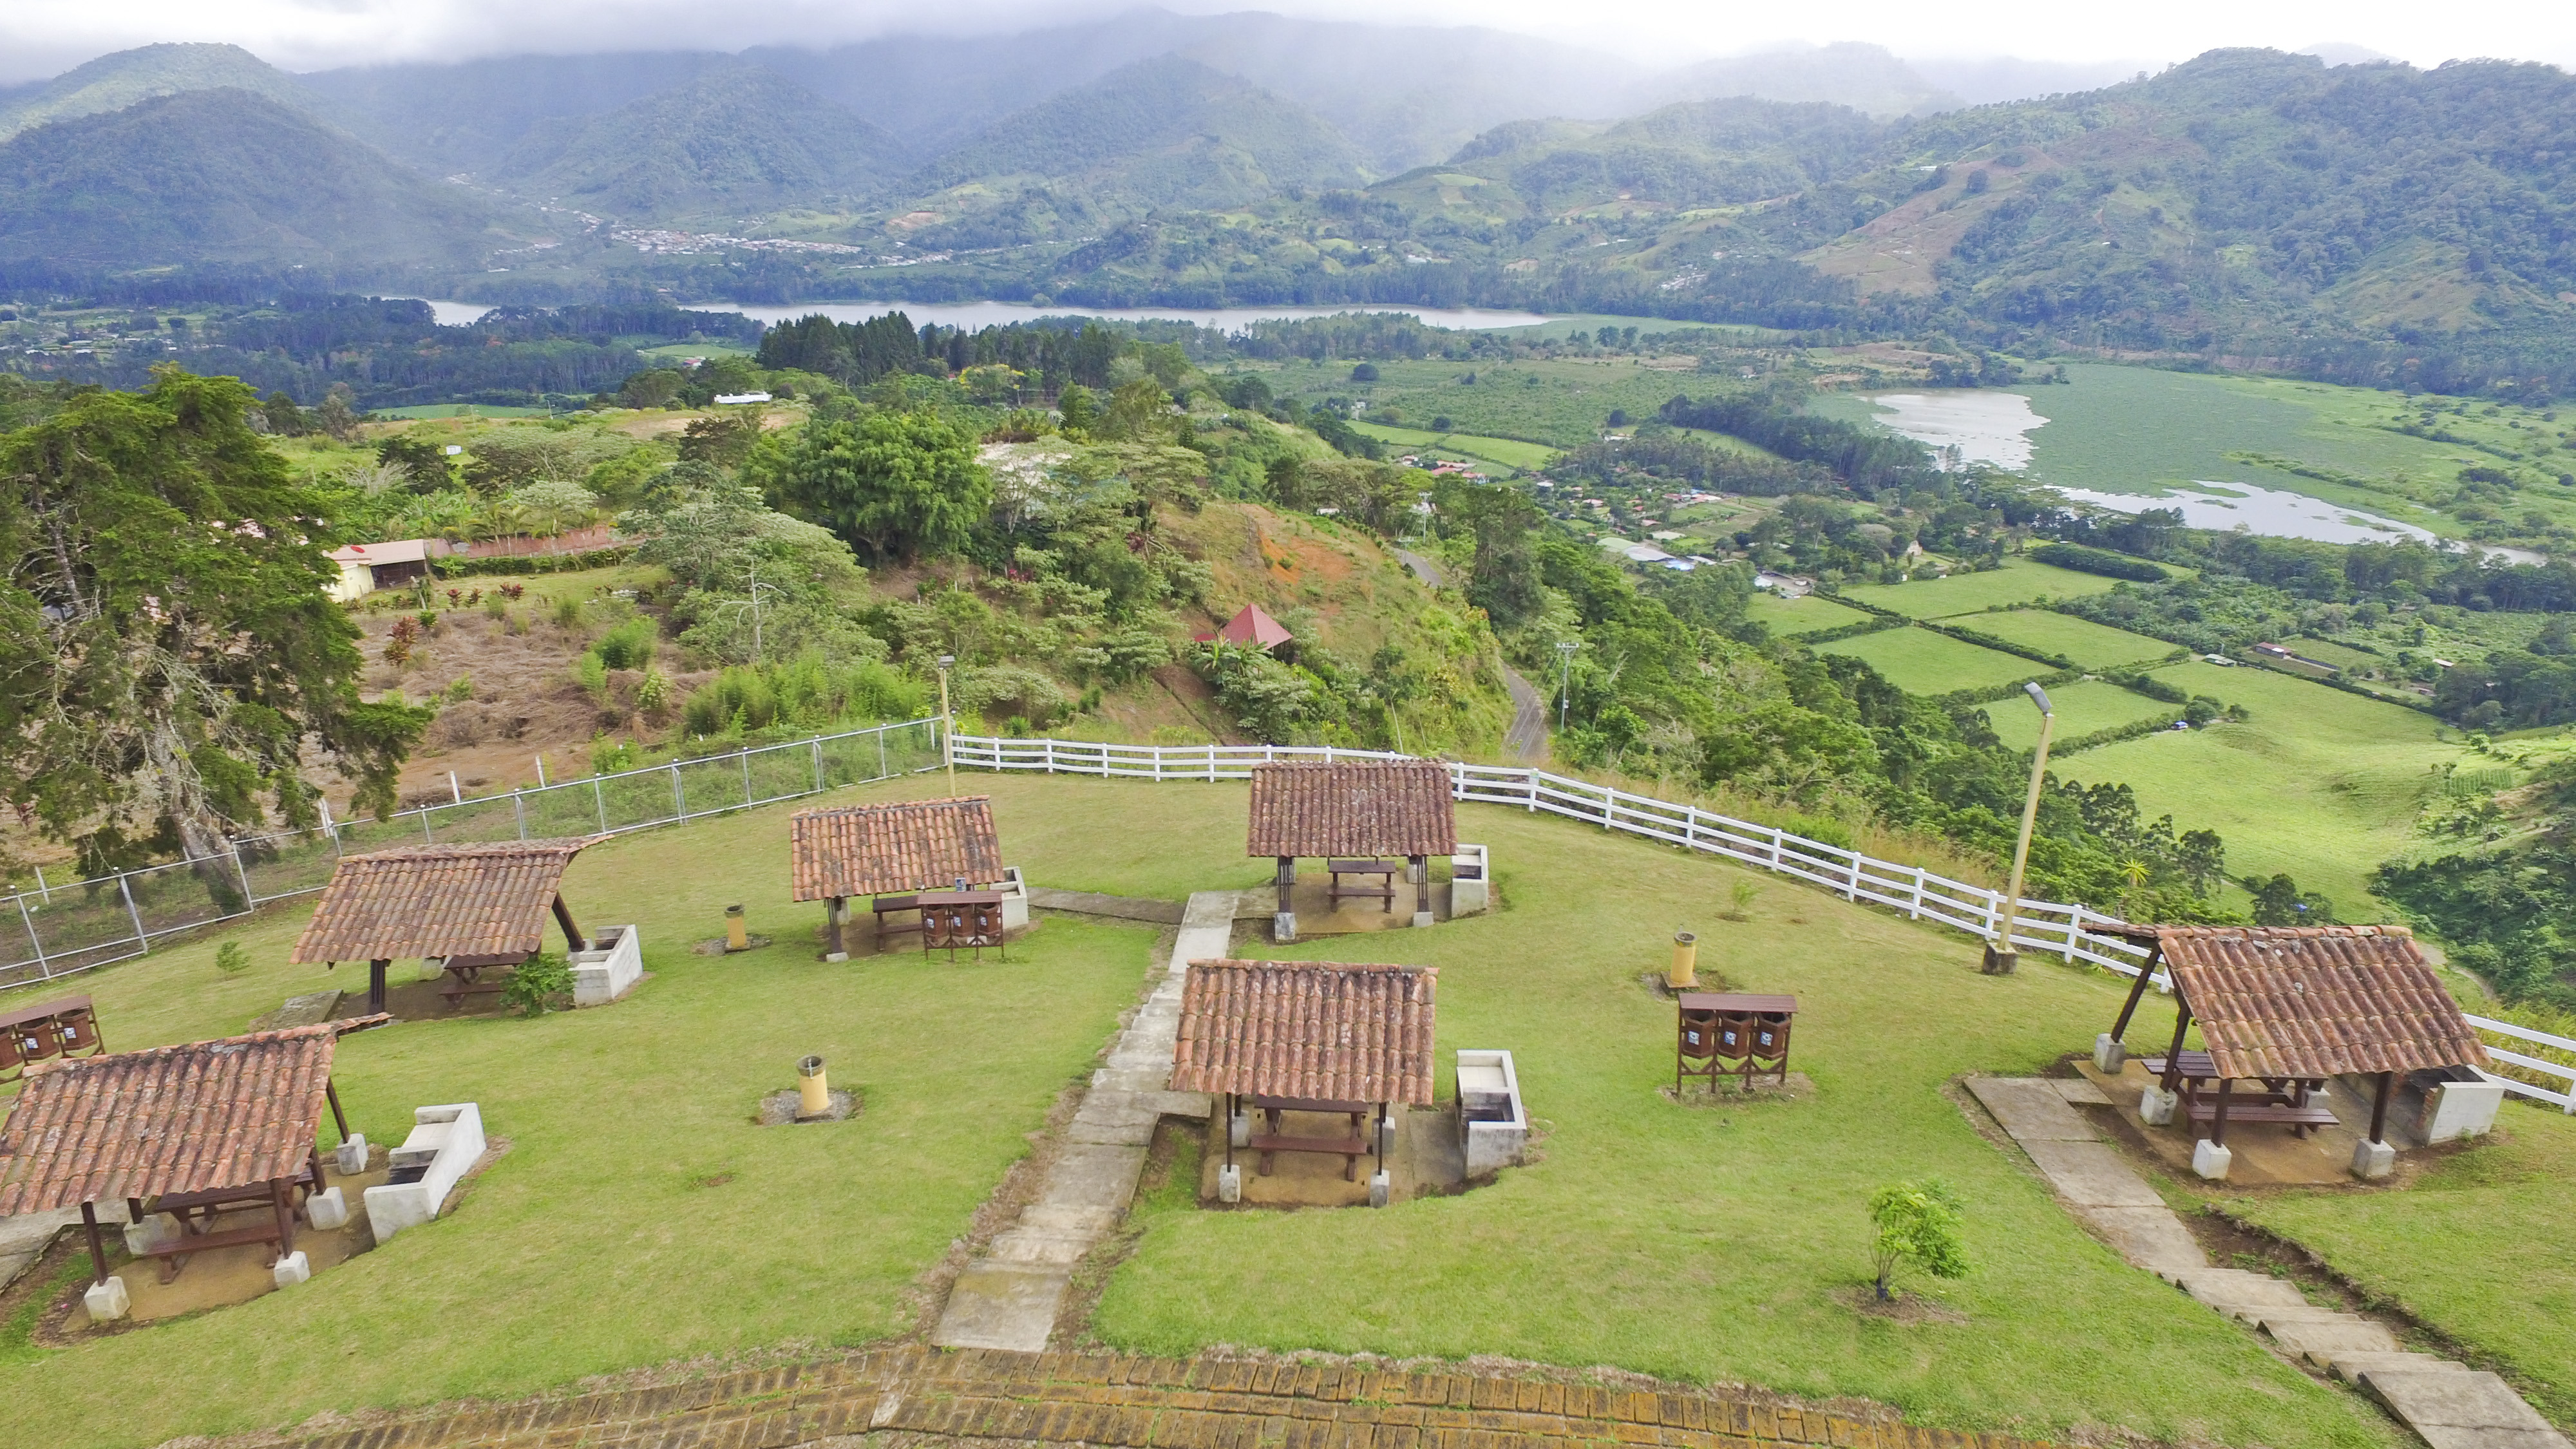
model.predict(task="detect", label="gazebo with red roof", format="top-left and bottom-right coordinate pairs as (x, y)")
top-left (1195, 604), bottom-right (1294, 650)
top-left (291, 838), bottom-right (605, 1013)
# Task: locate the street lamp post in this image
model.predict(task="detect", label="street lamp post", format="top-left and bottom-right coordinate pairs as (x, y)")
top-left (1984, 681), bottom-right (2056, 976)
top-left (937, 654), bottom-right (957, 795)
top-left (1555, 640), bottom-right (1578, 732)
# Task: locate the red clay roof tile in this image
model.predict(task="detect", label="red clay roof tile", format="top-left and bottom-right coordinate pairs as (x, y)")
top-left (1171, 960), bottom-right (1437, 1105)
top-left (790, 796), bottom-right (1004, 900)
top-left (289, 838), bottom-right (601, 963)
top-left (2150, 925), bottom-right (2486, 1079)
top-left (1245, 762), bottom-right (1456, 858)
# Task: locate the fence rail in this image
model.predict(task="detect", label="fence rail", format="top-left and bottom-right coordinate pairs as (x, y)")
top-left (948, 734), bottom-right (2576, 1113)
top-left (0, 717), bottom-right (946, 994)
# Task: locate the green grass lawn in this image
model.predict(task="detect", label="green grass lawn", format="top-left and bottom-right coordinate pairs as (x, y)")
top-left (370, 404), bottom-right (554, 419)
top-left (1092, 805), bottom-right (2403, 1449)
top-left (1745, 592), bottom-right (1873, 637)
top-left (1983, 680), bottom-right (2179, 752)
top-left (1814, 627), bottom-right (2049, 696)
top-left (1836, 557), bottom-right (2125, 618)
top-left (1956, 610), bottom-right (2179, 668)
top-left (1349, 420), bottom-right (1558, 470)
top-left (2226, 1106), bottom-right (2576, 1430)
top-left (0, 775), bottom-right (1169, 1448)
top-left (2053, 661), bottom-right (2467, 913)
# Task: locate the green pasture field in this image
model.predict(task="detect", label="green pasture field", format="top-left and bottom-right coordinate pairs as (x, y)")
top-left (1094, 802), bottom-right (2420, 1449)
top-left (1745, 592), bottom-right (1873, 637)
top-left (1980, 679), bottom-right (2177, 752)
top-left (1813, 627), bottom-right (2049, 696)
top-left (2287, 637), bottom-right (2383, 670)
top-left (1835, 557), bottom-right (2125, 618)
top-left (370, 404), bottom-right (554, 419)
top-left (1953, 610), bottom-right (2179, 668)
top-left (0, 773), bottom-right (1221, 1448)
top-left (1349, 420), bottom-right (1558, 471)
top-left (2052, 661), bottom-right (2467, 911)
top-left (1280, 357), bottom-right (1714, 451)
top-left (2229, 1112), bottom-right (2576, 1430)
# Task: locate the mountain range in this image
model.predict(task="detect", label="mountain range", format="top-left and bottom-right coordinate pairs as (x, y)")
top-left (0, 23), bottom-right (2570, 395)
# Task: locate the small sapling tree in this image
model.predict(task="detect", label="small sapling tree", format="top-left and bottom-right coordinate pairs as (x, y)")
top-left (1868, 1179), bottom-right (1967, 1301)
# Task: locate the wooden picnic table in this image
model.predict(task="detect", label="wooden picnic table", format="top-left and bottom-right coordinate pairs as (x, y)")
top-left (135, 1148), bottom-right (327, 1282)
top-left (1245, 1094), bottom-right (1380, 1181)
top-left (0, 994), bottom-right (103, 1081)
top-left (2142, 1052), bottom-right (2338, 1139)
top-left (869, 893), bottom-right (923, 947)
top-left (1326, 859), bottom-right (1397, 912)
top-left (437, 951), bottom-right (530, 1008)
top-left (918, 889), bottom-right (1007, 960)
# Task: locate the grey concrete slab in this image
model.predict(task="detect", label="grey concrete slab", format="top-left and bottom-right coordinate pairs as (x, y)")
top-left (1017, 1204), bottom-right (1119, 1236)
top-left (2213, 1303), bottom-right (2348, 1327)
top-left (2409, 1427), bottom-right (2571, 1449)
top-left (1036, 1144), bottom-right (1148, 1213)
top-left (988, 1231), bottom-right (1096, 1267)
top-left (1027, 889), bottom-right (1185, 925)
top-left (1967, 1077), bottom-right (2098, 1141)
top-left (2363, 1370), bottom-right (2569, 1435)
top-left (1128, 1090), bottom-right (1213, 1120)
top-left (2327, 1353), bottom-right (2470, 1381)
top-left (931, 1262), bottom-right (1070, 1351)
top-left (2020, 1139), bottom-right (2166, 1207)
top-left (2054, 1076), bottom-right (2113, 1106)
top-left (1065, 1116), bottom-right (1156, 1147)
top-left (2178, 1269), bottom-right (2308, 1310)
top-left (1094, 1068), bottom-right (1173, 1093)
top-left (2266, 1317), bottom-right (2401, 1359)
top-left (2074, 1206), bottom-right (2206, 1274)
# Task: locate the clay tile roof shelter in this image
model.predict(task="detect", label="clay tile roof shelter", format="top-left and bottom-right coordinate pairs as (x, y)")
top-left (1248, 761), bottom-right (1456, 937)
top-left (2102, 923), bottom-right (2488, 1151)
top-left (1173, 959), bottom-right (1437, 1185)
top-left (290, 837), bottom-right (604, 1013)
top-left (790, 796), bottom-right (1005, 956)
top-left (0, 1015), bottom-right (388, 1285)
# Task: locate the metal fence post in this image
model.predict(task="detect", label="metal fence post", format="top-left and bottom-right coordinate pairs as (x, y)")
top-left (672, 762), bottom-right (685, 822)
top-left (594, 776), bottom-right (609, 831)
top-left (878, 727), bottom-right (889, 780)
top-left (812, 739), bottom-right (826, 793)
top-left (118, 872), bottom-right (148, 954)
top-left (513, 791), bottom-right (529, 840)
top-left (233, 843), bottom-right (256, 910)
top-left (741, 747), bottom-right (754, 808)
top-left (422, 806), bottom-right (437, 844)
top-left (16, 892), bottom-right (48, 979)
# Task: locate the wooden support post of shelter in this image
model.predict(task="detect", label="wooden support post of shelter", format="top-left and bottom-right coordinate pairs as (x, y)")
top-left (1245, 761), bottom-right (1457, 942)
top-left (0, 1015), bottom-right (390, 1285)
top-left (290, 838), bottom-right (607, 1014)
top-left (788, 796), bottom-right (1005, 960)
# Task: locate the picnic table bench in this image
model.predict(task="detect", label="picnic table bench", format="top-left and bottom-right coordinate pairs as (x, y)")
top-left (135, 1152), bottom-right (326, 1281)
top-left (2144, 1052), bottom-right (2338, 1139)
top-left (1246, 1094), bottom-right (1376, 1181)
top-left (870, 893), bottom-right (923, 945)
top-left (0, 994), bottom-right (103, 1081)
top-left (437, 952), bottom-right (529, 1008)
top-left (1326, 859), bottom-right (1397, 911)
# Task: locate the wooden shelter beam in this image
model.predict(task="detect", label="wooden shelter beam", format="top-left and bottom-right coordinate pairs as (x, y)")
top-left (2108, 944), bottom-right (2163, 1042)
top-left (368, 958), bottom-right (391, 1015)
top-left (551, 895), bottom-right (586, 954)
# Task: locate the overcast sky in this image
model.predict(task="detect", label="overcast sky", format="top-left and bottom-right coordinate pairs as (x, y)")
top-left (3, 0), bottom-right (2570, 85)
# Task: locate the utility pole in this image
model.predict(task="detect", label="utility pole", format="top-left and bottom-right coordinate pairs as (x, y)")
top-left (1555, 639), bottom-right (1579, 733)
top-left (938, 654), bottom-right (957, 795)
top-left (1985, 681), bottom-right (2055, 976)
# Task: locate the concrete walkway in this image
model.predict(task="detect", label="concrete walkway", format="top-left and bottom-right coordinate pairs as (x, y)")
top-left (931, 891), bottom-right (1236, 1350)
top-left (0, 1206), bottom-right (78, 1294)
top-left (1965, 1078), bottom-right (2568, 1449)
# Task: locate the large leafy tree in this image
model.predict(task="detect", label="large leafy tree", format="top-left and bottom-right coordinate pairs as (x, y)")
top-left (0, 369), bottom-right (428, 871)
top-left (755, 409), bottom-right (990, 565)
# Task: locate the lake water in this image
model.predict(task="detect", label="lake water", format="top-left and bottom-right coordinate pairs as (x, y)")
top-left (1866, 390), bottom-right (2049, 469)
top-left (2049, 481), bottom-right (2546, 564)
top-left (401, 299), bottom-right (1555, 332)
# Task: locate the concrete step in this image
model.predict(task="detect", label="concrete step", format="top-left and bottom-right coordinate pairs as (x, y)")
top-left (1965, 1077), bottom-right (2098, 1141)
top-left (2210, 1303), bottom-right (2345, 1327)
top-left (2326, 1352), bottom-right (2471, 1381)
top-left (2264, 1316), bottom-right (2401, 1361)
top-left (988, 1231), bottom-right (1097, 1267)
top-left (1017, 1204), bottom-right (1119, 1236)
top-left (929, 1262), bottom-right (1070, 1352)
top-left (2177, 1269), bottom-right (2309, 1310)
top-left (2360, 1369), bottom-right (2572, 1449)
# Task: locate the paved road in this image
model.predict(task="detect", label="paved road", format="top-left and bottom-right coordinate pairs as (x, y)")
top-left (1396, 549), bottom-right (1548, 764)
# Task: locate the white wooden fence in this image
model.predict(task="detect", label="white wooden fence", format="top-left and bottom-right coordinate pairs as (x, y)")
top-left (950, 733), bottom-right (2576, 1112)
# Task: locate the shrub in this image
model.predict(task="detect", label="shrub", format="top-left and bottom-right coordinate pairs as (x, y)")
top-left (591, 616), bottom-right (659, 671)
top-left (636, 665), bottom-right (672, 717)
top-left (680, 654), bottom-right (930, 737)
top-left (1868, 1179), bottom-right (1968, 1300)
top-left (501, 953), bottom-right (574, 1017)
top-left (2030, 542), bottom-right (2168, 582)
top-left (215, 942), bottom-right (251, 975)
top-left (553, 596), bottom-right (585, 628)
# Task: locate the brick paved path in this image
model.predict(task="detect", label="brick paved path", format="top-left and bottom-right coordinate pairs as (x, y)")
top-left (274, 1347), bottom-right (2054, 1449)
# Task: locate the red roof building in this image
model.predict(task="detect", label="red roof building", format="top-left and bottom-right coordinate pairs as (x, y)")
top-left (1195, 605), bottom-right (1294, 650)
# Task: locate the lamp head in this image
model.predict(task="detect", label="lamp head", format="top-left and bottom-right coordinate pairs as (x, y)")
top-left (2023, 681), bottom-right (2054, 715)
top-left (937, 654), bottom-right (955, 670)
